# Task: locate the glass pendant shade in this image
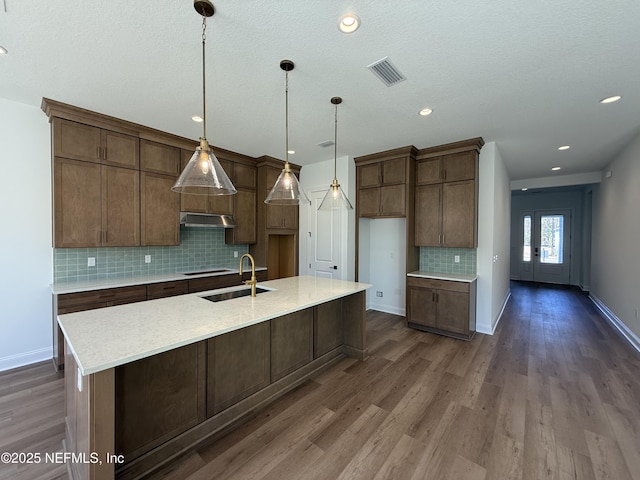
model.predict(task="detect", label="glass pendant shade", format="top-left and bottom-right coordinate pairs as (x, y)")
top-left (265, 59), bottom-right (310, 206)
top-left (319, 180), bottom-right (353, 211)
top-left (172, 139), bottom-right (236, 195)
top-left (318, 96), bottom-right (353, 211)
top-left (264, 164), bottom-right (310, 205)
top-left (172, 1), bottom-right (236, 196)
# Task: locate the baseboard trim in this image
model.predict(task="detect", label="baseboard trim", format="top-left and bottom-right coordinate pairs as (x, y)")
top-left (589, 295), bottom-right (640, 354)
top-left (0, 347), bottom-right (52, 372)
top-left (368, 303), bottom-right (406, 317)
top-left (476, 290), bottom-right (511, 335)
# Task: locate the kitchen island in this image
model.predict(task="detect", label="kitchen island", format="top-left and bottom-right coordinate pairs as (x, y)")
top-left (58, 275), bottom-right (369, 480)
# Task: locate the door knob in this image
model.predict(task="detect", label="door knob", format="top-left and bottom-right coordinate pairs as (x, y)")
top-left (332, 265), bottom-right (338, 270)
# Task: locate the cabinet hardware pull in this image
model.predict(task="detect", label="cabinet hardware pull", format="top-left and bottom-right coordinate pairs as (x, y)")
top-left (97, 147), bottom-right (101, 159)
top-left (432, 291), bottom-right (435, 302)
top-left (103, 147), bottom-right (107, 160)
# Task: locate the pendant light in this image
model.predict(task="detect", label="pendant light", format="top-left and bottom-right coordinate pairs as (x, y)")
top-left (318, 97), bottom-right (353, 211)
top-left (172, 0), bottom-right (236, 196)
top-left (264, 60), bottom-right (310, 205)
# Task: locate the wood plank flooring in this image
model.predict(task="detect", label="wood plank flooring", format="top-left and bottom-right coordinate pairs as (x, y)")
top-left (2, 281), bottom-right (639, 480)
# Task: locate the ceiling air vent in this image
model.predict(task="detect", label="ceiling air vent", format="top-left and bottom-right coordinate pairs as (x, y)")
top-left (367, 57), bottom-right (406, 87)
top-left (318, 140), bottom-right (335, 148)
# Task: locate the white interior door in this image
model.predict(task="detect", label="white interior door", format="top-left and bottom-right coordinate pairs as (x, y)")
top-left (519, 209), bottom-right (572, 284)
top-left (306, 188), bottom-right (342, 279)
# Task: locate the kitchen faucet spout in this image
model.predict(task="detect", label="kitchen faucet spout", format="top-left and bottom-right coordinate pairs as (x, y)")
top-left (239, 253), bottom-right (257, 297)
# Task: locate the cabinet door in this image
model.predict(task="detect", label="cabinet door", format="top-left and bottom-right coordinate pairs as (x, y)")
top-left (207, 158), bottom-right (234, 215)
top-left (380, 184), bottom-right (406, 216)
top-left (358, 163), bottom-right (380, 188)
top-left (408, 286), bottom-right (437, 328)
top-left (225, 188), bottom-right (256, 244)
top-left (101, 165), bottom-right (140, 246)
top-left (115, 343), bottom-right (205, 461)
top-left (381, 157), bottom-right (406, 184)
top-left (147, 280), bottom-right (189, 300)
top-left (271, 308), bottom-right (313, 381)
top-left (140, 172), bottom-right (180, 246)
top-left (443, 151), bottom-right (476, 182)
top-left (314, 299), bottom-right (343, 358)
top-left (233, 163), bottom-right (257, 189)
top-left (53, 118), bottom-right (101, 163)
top-left (435, 289), bottom-right (469, 335)
top-left (207, 322), bottom-right (270, 416)
top-left (101, 130), bottom-right (139, 169)
top-left (416, 157), bottom-right (442, 185)
top-left (140, 139), bottom-right (180, 176)
top-left (358, 187), bottom-right (380, 217)
top-left (53, 157), bottom-right (102, 247)
top-left (442, 180), bottom-right (476, 248)
top-left (415, 184), bottom-right (442, 246)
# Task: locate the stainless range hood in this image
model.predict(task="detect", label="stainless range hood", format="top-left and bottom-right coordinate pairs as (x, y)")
top-left (179, 212), bottom-right (236, 228)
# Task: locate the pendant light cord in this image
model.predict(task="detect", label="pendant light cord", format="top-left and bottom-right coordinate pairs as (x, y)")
top-left (285, 70), bottom-right (290, 167)
top-left (334, 103), bottom-right (338, 181)
top-left (201, 15), bottom-right (207, 140)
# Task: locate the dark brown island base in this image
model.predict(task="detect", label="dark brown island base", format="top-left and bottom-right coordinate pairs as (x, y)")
top-left (58, 276), bottom-right (369, 480)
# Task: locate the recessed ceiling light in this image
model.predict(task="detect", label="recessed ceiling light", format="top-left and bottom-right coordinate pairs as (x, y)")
top-left (338, 13), bottom-right (360, 33)
top-left (552, 166), bottom-right (561, 171)
top-left (192, 115), bottom-right (203, 123)
top-left (288, 150), bottom-right (295, 155)
top-left (558, 145), bottom-right (570, 151)
top-left (521, 188), bottom-right (528, 191)
top-left (419, 108), bottom-right (433, 116)
top-left (0, 46), bottom-right (7, 55)
top-left (600, 95), bottom-right (621, 104)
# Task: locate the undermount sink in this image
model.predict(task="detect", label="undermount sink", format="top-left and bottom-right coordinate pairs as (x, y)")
top-left (183, 268), bottom-right (233, 276)
top-left (201, 287), bottom-right (270, 303)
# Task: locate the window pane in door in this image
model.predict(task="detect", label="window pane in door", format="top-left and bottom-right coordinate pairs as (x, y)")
top-left (540, 215), bottom-right (564, 264)
top-left (523, 215), bottom-right (531, 262)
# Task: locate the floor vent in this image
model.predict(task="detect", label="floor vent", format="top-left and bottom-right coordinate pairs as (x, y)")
top-left (367, 57), bottom-right (406, 87)
top-left (317, 140), bottom-right (335, 148)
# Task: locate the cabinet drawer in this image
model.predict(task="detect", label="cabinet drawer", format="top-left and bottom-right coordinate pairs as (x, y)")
top-left (147, 280), bottom-right (189, 300)
top-left (406, 277), bottom-right (469, 293)
top-left (188, 274), bottom-right (242, 293)
top-left (58, 285), bottom-right (147, 310)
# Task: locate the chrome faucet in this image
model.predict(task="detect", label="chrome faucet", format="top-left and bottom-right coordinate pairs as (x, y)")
top-left (239, 253), bottom-right (257, 297)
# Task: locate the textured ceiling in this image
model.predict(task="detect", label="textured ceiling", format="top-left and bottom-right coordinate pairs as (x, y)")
top-left (1, 0), bottom-right (639, 181)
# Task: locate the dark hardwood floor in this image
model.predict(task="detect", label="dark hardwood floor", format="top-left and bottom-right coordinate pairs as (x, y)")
top-left (2, 281), bottom-right (639, 480)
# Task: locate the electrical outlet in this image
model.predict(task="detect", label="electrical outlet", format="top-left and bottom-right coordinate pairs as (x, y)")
top-left (454, 255), bottom-right (460, 263)
top-left (376, 291), bottom-right (383, 297)
top-left (234, 251), bottom-right (238, 258)
top-left (144, 255), bottom-right (151, 264)
top-left (87, 257), bottom-right (95, 267)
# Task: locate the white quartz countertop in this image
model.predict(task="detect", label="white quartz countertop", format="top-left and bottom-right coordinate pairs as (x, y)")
top-left (50, 267), bottom-right (267, 295)
top-left (58, 275), bottom-right (370, 376)
top-left (407, 271), bottom-right (477, 282)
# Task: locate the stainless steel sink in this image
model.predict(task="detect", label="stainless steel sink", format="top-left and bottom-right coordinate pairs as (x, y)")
top-left (183, 268), bottom-right (233, 276)
top-left (201, 287), bottom-right (270, 302)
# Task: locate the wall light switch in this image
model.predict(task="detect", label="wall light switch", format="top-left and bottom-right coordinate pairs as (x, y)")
top-left (144, 255), bottom-right (151, 264)
top-left (454, 255), bottom-right (460, 263)
top-left (87, 257), bottom-right (95, 267)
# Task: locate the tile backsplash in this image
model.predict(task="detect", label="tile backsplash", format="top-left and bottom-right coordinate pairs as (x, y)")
top-left (419, 247), bottom-right (477, 275)
top-left (54, 227), bottom-right (249, 282)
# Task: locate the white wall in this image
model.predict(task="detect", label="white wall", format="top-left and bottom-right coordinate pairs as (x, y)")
top-left (591, 131), bottom-right (640, 343)
top-left (477, 142), bottom-right (511, 334)
top-left (359, 218), bottom-right (406, 316)
top-left (0, 98), bottom-right (53, 371)
top-left (299, 155), bottom-right (356, 281)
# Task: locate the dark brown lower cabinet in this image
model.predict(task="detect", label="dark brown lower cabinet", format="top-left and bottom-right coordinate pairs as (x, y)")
top-left (206, 322), bottom-right (270, 416)
top-left (270, 308), bottom-right (313, 381)
top-left (406, 276), bottom-right (477, 340)
top-left (115, 342), bottom-right (206, 461)
top-left (314, 299), bottom-right (343, 358)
